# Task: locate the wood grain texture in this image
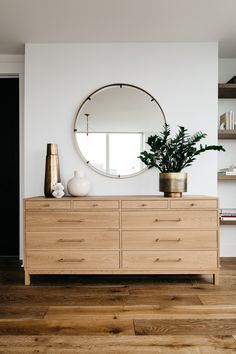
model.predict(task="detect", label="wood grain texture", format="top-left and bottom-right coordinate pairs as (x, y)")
top-left (0, 306), bottom-right (48, 319)
top-left (0, 285), bottom-right (129, 295)
top-left (44, 304), bottom-right (236, 320)
top-left (72, 200), bottom-right (119, 209)
top-left (0, 335), bottom-right (235, 353)
top-left (122, 210), bottom-right (218, 229)
top-left (26, 250), bottom-right (120, 270)
top-left (128, 284), bottom-right (236, 295)
top-left (25, 200), bottom-right (71, 210)
top-left (26, 211), bottom-right (120, 231)
top-left (0, 318), bottom-right (134, 336)
top-left (122, 250), bottom-right (217, 270)
top-left (0, 293), bottom-right (202, 307)
top-left (122, 295), bottom-right (202, 306)
top-left (0, 294), bottom-right (129, 306)
top-left (26, 230), bottom-right (120, 249)
top-left (122, 230), bottom-right (217, 250)
top-left (134, 318), bottom-right (236, 335)
top-left (170, 199), bottom-right (218, 209)
top-left (0, 258), bottom-right (236, 352)
top-left (199, 295), bottom-right (236, 305)
top-left (121, 200), bottom-right (168, 209)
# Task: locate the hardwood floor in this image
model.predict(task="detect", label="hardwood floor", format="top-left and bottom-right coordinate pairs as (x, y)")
top-left (0, 257), bottom-right (236, 353)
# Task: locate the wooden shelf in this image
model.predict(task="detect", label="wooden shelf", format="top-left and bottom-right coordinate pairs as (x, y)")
top-left (220, 219), bottom-right (236, 225)
top-left (219, 83), bottom-right (236, 98)
top-left (218, 175), bottom-right (236, 180)
top-left (218, 130), bottom-right (236, 139)
top-left (218, 82), bottom-right (236, 227)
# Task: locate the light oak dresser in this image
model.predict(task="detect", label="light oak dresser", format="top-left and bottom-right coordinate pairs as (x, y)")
top-left (24, 195), bottom-right (219, 285)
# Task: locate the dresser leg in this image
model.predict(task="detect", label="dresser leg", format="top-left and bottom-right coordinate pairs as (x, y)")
top-left (25, 271), bottom-right (31, 286)
top-left (213, 273), bottom-right (219, 285)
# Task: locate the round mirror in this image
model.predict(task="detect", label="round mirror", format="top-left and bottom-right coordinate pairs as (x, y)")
top-left (74, 83), bottom-right (166, 178)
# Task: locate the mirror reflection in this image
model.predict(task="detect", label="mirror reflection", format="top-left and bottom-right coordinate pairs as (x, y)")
top-left (74, 84), bottom-right (166, 178)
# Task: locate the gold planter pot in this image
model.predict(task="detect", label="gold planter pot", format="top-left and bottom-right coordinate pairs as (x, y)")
top-left (159, 172), bottom-right (187, 198)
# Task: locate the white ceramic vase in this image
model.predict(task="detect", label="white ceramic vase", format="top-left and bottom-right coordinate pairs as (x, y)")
top-left (67, 170), bottom-right (91, 196)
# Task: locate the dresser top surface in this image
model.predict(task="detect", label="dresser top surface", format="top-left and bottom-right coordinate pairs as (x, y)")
top-left (25, 195), bottom-right (218, 201)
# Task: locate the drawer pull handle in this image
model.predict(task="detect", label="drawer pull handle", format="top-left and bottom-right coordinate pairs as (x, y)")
top-left (190, 203), bottom-right (196, 207)
top-left (141, 204), bottom-right (147, 207)
top-left (155, 238), bottom-right (181, 242)
top-left (58, 258), bottom-right (85, 263)
top-left (155, 258), bottom-right (182, 262)
top-left (154, 218), bottom-right (182, 222)
top-left (43, 204), bottom-right (50, 207)
top-left (92, 204), bottom-right (99, 207)
top-left (58, 219), bottom-right (84, 223)
top-left (58, 238), bottom-right (85, 243)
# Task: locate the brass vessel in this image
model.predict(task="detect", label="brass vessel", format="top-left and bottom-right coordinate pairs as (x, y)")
top-left (159, 172), bottom-right (187, 198)
top-left (44, 143), bottom-right (61, 197)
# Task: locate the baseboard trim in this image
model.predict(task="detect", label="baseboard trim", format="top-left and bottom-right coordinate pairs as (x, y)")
top-left (220, 257), bottom-right (236, 261)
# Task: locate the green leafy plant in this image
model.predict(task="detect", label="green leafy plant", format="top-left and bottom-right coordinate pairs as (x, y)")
top-left (138, 123), bottom-right (225, 173)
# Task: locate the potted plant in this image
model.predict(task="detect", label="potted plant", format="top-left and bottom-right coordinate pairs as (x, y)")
top-left (138, 123), bottom-right (225, 197)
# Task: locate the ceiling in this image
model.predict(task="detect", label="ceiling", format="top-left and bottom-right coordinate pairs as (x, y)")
top-left (0, 0), bottom-right (236, 57)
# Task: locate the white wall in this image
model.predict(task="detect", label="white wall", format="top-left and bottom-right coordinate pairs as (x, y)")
top-left (24, 43), bottom-right (218, 200)
top-left (218, 59), bottom-right (236, 257)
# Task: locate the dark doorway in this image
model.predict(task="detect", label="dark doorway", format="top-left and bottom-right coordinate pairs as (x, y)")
top-left (0, 78), bottom-right (19, 256)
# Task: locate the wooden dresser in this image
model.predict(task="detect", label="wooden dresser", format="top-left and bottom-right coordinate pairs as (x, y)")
top-left (24, 195), bottom-right (219, 285)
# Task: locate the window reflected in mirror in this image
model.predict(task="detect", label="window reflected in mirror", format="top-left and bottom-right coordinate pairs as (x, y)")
top-left (76, 132), bottom-right (146, 176)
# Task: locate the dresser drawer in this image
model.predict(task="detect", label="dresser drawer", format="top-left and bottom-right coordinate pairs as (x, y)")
top-left (25, 200), bottom-right (71, 210)
top-left (26, 231), bottom-right (119, 249)
top-left (26, 211), bottom-right (119, 231)
top-left (170, 199), bottom-right (218, 209)
top-left (73, 200), bottom-right (119, 209)
top-left (122, 210), bottom-right (218, 229)
top-left (26, 251), bottom-right (119, 269)
top-left (123, 251), bottom-right (217, 270)
top-left (122, 230), bottom-right (217, 250)
top-left (122, 200), bottom-right (168, 209)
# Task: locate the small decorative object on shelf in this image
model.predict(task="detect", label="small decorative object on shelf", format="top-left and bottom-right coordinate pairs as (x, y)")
top-left (52, 182), bottom-right (65, 198)
top-left (218, 165), bottom-right (236, 176)
top-left (219, 111), bottom-right (236, 131)
top-left (67, 170), bottom-right (91, 196)
top-left (44, 143), bottom-right (61, 197)
top-left (220, 208), bottom-right (236, 222)
top-left (138, 123), bottom-right (225, 197)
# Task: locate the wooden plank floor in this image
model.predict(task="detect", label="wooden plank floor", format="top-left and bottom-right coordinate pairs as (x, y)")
top-left (1, 258), bottom-right (236, 353)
